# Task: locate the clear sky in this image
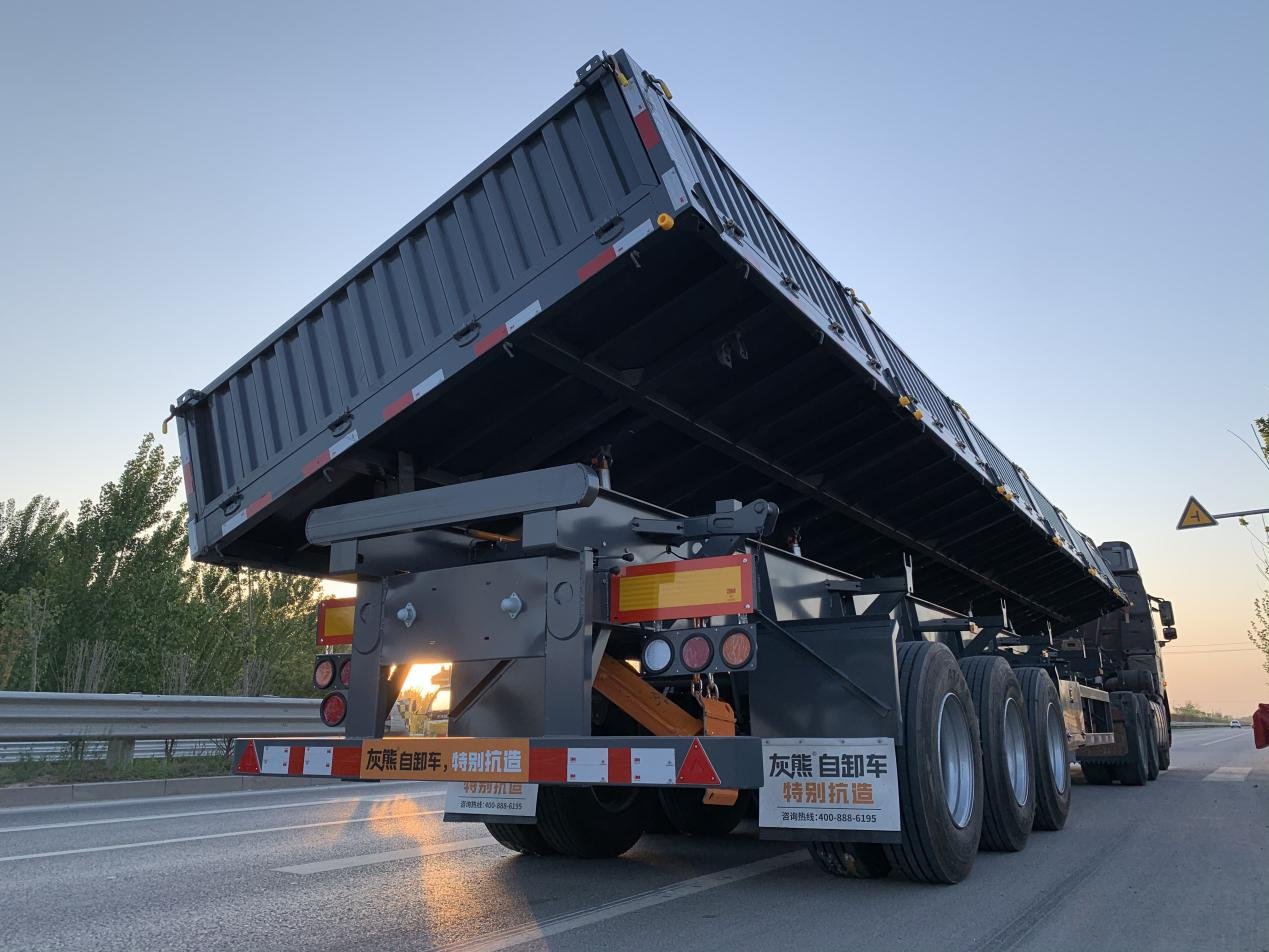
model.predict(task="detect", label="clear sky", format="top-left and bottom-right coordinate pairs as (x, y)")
top-left (1, 2), bottom-right (1266, 712)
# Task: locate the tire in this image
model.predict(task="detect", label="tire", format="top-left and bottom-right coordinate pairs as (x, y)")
top-left (1080, 762), bottom-right (1114, 785)
top-left (960, 657), bottom-right (1035, 852)
top-left (485, 822), bottom-right (556, 856)
top-left (881, 641), bottom-right (984, 884)
top-left (1016, 667), bottom-right (1071, 831)
top-left (1112, 694), bottom-right (1149, 787)
top-left (1139, 696), bottom-right (1160, 781)
top-left (658, 788), bottom-right (750, 837)
top-left (535, 784), bottom-right (650, 858)
top-left (1158, 715), bottom-right (1172, 771)
top-left (808, 841), bottom-right (892, 879)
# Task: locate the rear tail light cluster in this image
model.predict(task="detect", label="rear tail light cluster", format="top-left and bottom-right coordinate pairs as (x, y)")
top-left (641, 625), bottom-right (756, 678)
top-left (319, 692), bottom-right (347, 727)
top-left (314, 654), bottom-right (352, 726)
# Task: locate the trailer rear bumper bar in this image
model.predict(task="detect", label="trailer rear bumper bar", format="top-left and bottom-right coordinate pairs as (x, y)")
top-left (232, 734), bottom-right (765, 789)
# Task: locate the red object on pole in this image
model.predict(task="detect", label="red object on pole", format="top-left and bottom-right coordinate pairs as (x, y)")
top-left (1253, 704), bottom-right (1269, 750)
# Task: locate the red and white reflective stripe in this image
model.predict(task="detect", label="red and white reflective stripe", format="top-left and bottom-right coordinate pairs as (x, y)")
top-left (529, 746), bottom-right (677, 785)
top-left (577, 219), bottom-right (655, 284)
top-left (301, 428), bottom-right (360, 478)
top-left (473, 299), bottom-right (543, 358)
top-left (255, 743), bottom-right (360, 777)
top-left (220, 493), bottom-right (272, 538)
top-left (382, 368), bottom-right (446, 422)
top-left (620, 80), bottom-right (662, 151)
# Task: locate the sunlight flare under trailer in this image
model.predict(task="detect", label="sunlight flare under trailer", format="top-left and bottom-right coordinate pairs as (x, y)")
top-left (173, 50), bottom-right (1174, 883)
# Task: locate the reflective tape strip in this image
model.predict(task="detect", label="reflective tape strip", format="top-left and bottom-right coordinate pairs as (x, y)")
top-left (254, 744), bottom-right (356, 778)
top-left (473, 299), bottom-right (543, 357)
top-left (529, 746), bottom-right (676, 785)
top-left (634, 108), bottom-right (661, 149)
top-left (302, 429), bottom-right (360, 478)
top-left (631, 748), bottom-right (676, 784)
top-left (662, 167), bottom-right (689, 210)
top-left (220, 493), bottom-right (272, 537)
top-left (577, 219), bottom-right (655, 283)
top-left (382, 368), bottom-right (446, 422)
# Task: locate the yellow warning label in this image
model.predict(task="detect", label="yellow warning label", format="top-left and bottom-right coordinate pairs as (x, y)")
top-left (1176, 496), bottom-right (1217, 530)
top-left (618, 566), bottom-right (742, 613)
top-left (609, 554), bottom-right (754, 623)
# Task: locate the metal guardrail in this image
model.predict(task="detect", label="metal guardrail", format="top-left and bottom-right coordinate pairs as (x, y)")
top-left (0, 739), bottom-right (227, 764)
top-left (0, 691), bottom-right (336, 762)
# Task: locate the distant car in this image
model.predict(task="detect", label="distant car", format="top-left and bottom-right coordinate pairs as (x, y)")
top-left (1230, 719), bottom-right (1243, 728)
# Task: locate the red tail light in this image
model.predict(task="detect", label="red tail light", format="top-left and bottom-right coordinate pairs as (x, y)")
top-left (339, 657), bottom-right (352, 687)
top-left (681, 635), bottom-right (713, 672)
top-left (319, 692), bottom-right (347, 727)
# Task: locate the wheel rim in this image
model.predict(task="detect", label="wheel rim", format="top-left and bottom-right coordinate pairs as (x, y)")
top-left (1044, 702), bottom-right (1068, 794)
top-left (937, 692), bottom-right (975, 828)
top-left (1002, 696), bottom-right (1030, 806)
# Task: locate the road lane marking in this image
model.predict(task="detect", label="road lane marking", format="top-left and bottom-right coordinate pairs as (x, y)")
top-left (0, 809), bottom-right (443, 863)
top-left (274, 836), bottom-right (497, 874)
top-left (0, 790), bottom-right (445, 834)
top-left (436, 851), bottom-right (808, 952)
top-left (1203, 767), bottom-right (1252, 782)
top-left (1200, 733), bottom-right (1247, 747)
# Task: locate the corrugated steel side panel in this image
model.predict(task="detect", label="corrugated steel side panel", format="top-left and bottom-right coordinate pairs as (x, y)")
top-left (187, 74), bottom-right (655, 512)
top-left (669, 113), bottom-right (866, 355)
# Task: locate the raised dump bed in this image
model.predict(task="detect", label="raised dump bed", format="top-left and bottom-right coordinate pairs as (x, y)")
top-left (171, 49), bottom-right (1122, 633)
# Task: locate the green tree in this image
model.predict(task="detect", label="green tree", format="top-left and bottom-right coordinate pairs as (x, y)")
top-left (39, 434), bottom-right (190, 692)
top-left (1, 433), bottom-right (322, 695)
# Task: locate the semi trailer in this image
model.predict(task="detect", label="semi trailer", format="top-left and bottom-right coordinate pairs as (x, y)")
top-left (170, 49), bottom-right (1175, 884)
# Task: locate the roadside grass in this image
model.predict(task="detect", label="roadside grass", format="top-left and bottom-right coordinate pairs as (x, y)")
top-left (0, 754), bottom-right (232, 787)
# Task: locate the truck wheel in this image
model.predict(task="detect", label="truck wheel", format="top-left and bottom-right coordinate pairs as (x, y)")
top-left (808, 841), bottom-right (892, 879)
top-left (882, 641), bottom-right (983, 884)
top-left (1112, 695), bottom-right (1149, 786)
top-left (1158, 726), bottom-right (1171, 771)
top-left (658, 789), bottom-right (749, 837)
top-left (1016, 667), bottom-right (1070, 831)
top-left (960, 656), bottom-right (1035, 852)
top-left (535, 785), bottom-right (649, 858)
top-left (1079, 762), bottom-right (1113, 785)
top-left (485, 822), bottom-right (556, 856)
top-left (1139, 696), bottom-right (1160, 781)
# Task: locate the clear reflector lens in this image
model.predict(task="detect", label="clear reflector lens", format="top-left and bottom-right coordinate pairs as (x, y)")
top-left (721, 630), bottom-right (753, 668)
top-left (681, 635), bottom-right (713, 672)
top-left (642, 638), bottom-right (673, 673)
top-left (313, 658), bottom-right (336, 690)
top-left (319, 692), bottom-right (347, 726)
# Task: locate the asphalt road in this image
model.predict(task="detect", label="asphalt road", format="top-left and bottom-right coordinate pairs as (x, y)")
top-left (1, 727), bottom-right (1264, 952)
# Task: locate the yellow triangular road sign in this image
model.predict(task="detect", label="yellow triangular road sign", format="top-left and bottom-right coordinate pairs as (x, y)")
top-left (1176, 496), bottom-right (1217, 530)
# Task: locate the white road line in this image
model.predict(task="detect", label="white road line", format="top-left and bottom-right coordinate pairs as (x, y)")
top-left (0, 809), bottom-right (443, 863)
top-left (1200, 732), bottom-right (1247, 747)
top-left (437, 851), bottom-right (808, 952)
top-left (1203, 767), bottom-right (1253, 782)
top-left (0, 790), bottom-right (445, 834)
top-left (275, 836), bottom-right (496, 874)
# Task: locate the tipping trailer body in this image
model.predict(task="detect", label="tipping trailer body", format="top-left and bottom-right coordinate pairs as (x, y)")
top-left (172, 49), bottom-right (1123, 635)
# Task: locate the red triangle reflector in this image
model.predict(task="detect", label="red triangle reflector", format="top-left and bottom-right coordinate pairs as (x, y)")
top-left (236, 740), bottom-right (260, 774)
top-left (676, 738), bottom-right (721, 785)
